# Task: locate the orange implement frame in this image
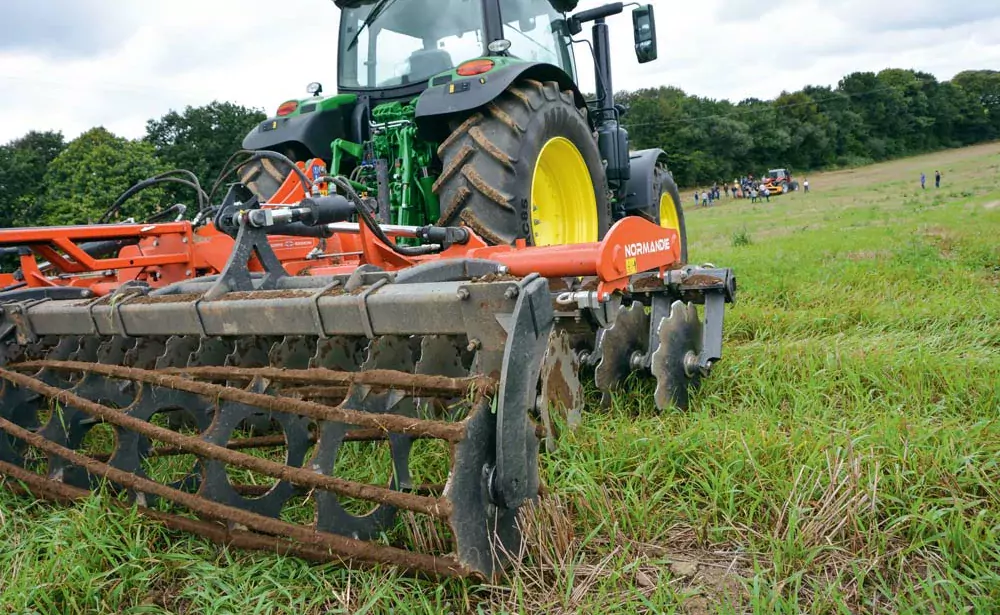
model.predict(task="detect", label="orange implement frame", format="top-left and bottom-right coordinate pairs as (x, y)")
top-left (0, 214), bottom-right (681, 300)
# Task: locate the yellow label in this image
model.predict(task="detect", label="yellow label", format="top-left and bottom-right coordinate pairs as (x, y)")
top-left (625, 257), bottom-right (638, 275)
top-left (449, 84), bottom-right (456, 94)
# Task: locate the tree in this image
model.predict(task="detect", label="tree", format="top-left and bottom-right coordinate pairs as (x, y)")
top-left (145, 101), bottom-right (267, 202)
top-left (0, 131), bottom-right (66, 227)
top-left (33, 128), bottom-right (169, 226)
top-left (952, 70), bottom-right (1000, 138)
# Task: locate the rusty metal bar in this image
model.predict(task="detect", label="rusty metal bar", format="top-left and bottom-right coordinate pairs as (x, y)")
top-left (278, 385), bottom-right (351, 400)
top-left (93, 427), bottom-right (405, 462)
top-left (0, 462), bottom-right (371, 568)
top-left (0, 437), bottom-right (470, 579)
top-left (0, 368), bottom-right (453, 519)
top-left (10, 361), bottom-right (469, 441)
top-left (126, 364), bottom-right (490, 396)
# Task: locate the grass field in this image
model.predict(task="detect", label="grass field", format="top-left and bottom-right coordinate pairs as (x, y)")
top-left (2, 143), bottom-right (999, 614)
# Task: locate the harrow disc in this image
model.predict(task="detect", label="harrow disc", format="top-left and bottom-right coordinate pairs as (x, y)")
top-left (594, 301), bottom-right (650, 405)
top-left (650, 301), bottom-right (704, 410)
top-left (537, 329), bottom-right (583, 452)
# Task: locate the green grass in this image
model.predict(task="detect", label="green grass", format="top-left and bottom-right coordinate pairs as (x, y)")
top-left (2, 143), bottom-right (1000, 613)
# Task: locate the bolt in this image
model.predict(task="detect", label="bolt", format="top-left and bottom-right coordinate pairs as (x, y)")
top-left (182, 237), bottom-right (189, 244)
top-left (185, 270), bottom-right (192, 277)
top-left (456, 288), bottom-right (471, 300)
top-left (466, 338), bottom-right (482, 352)
top-left (504, 286), bottom-right (519, 300)
top-left (152, 239), bottom-right (159, 247)
top-left (682, 351), bottom-right (701, 378)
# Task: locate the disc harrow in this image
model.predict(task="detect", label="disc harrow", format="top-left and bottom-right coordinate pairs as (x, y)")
top-left (0, 182), bottom-right (736, 579)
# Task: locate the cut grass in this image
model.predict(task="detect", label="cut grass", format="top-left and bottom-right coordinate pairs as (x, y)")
top-left (2, 143), bottom-right (1000, 613)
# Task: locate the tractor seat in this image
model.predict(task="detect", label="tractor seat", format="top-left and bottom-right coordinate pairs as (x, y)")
top-left (407, 49), bottom-right (454, 82)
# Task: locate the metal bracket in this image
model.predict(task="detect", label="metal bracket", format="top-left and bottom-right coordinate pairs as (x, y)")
top-left (698, 290), bottom-right (726, 373)
top-left (310, 280), bottom-right (343, 338)
top-left (357, 278), bottom-right (389, 339)
top-left (344, 264), bottom-right (386, 292)
top-left (108, 281), bottom-right (150, 339)
top-left (2, 299), bottom-right (48, 345)
top-left (204, 188), bottom-right (288, 301)
top-left (644, 292), bottom-right (673, 369)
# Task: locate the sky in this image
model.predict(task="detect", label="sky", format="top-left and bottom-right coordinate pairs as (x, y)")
top-left (0, 0), bottom-right (998, 144)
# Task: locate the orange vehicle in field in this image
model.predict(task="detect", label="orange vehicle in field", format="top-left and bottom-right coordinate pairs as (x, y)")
top-left (762, 168), bottom-right (800, 195)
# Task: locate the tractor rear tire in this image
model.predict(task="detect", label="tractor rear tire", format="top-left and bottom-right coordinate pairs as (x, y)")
top-left (433, 79), bottom-right (611, 246)
top-left (652, 163), bottom-right (689, 265)
top-left (239, 157), bottom-right (294, 202)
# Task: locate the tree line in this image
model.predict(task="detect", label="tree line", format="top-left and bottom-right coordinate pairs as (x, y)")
top-left (0, 68), bottom-right (997, 230)
top-left (620, 68), bottom-right (1000, 186)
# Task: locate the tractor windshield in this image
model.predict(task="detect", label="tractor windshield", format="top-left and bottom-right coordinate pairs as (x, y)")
top-left (339, 0), bottom-right (487, 89)
top-left (501, 0), bottom-right (576, 80)
top-left (338, 0), bottom-right (576, 90)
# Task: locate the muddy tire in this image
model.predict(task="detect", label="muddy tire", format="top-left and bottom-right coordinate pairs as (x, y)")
top-left (652, 163), bottom-right (689, 265)
top-left (433, 79), bottom-right (611, 246)
top-left (239, 157), bottom-right (294, 202)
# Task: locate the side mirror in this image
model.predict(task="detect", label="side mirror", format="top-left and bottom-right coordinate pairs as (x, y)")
top-left (632, 5), bottom-right (657, 64)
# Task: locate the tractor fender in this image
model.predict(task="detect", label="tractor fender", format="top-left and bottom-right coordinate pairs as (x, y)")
top-left (414, 62), bottom-right (587, 142)
top-left (623, 148), bottom-right (668, 213)
top-left (242, 105), bottom-right (352, 161)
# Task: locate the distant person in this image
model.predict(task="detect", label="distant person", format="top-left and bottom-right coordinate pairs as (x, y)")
top-left (762, 186), bottom-right (770, 202)
top-left (920, 173), bottom-right (926, 189)
top-left (750, 188), bottom-right (757, 203)
top-left (694, 191), bottom-right (699, 205)
top-left (804, 178), bottom-right (810, 193)
top-left (935, 170), bottom-right (941, 188)
top-left (701, 192), bottom-right (708, 207)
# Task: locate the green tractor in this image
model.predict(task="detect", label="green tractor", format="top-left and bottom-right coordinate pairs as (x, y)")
top-left (241, 0), bottom-right (687, 258)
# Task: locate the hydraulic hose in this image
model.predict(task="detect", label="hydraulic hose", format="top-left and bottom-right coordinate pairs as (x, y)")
top-left (99, 170), bottom-right (208, 223)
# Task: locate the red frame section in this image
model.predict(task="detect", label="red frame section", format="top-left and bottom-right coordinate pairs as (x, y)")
top-left (0, 212), bottom-right (681, 300)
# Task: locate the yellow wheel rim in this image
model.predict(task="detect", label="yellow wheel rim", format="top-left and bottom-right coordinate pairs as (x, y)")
top-left (530, 137), bottom-right (598, 246)
top-left (659, 191), bottom-right (681, 235)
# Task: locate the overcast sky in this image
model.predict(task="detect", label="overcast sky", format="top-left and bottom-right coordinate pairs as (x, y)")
top-left (0, 0), bottom-right (998, 144)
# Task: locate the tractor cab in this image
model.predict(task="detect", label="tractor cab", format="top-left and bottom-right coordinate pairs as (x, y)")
top-left (336, 0), bottom-right (578, 92)
top-left (768, 169), bottom-right (790, 182)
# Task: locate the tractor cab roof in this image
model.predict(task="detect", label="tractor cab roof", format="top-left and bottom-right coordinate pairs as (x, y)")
top-left (332, 0), bottom-right (580, 37)
top-left (335, 0), bottom-right (482, 41)
top-left (333, 0), bottom-right (579, 8)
